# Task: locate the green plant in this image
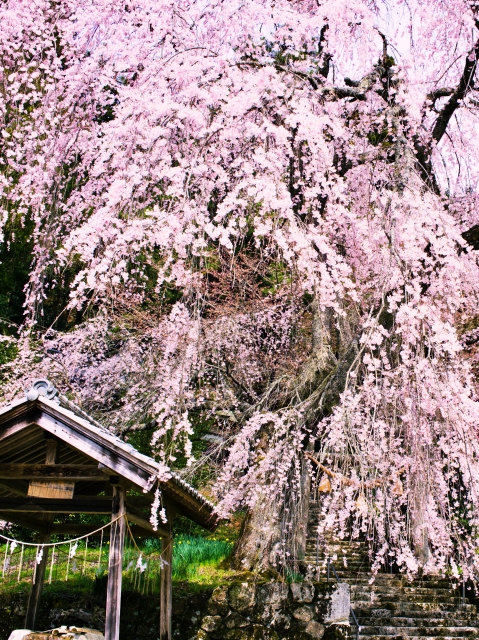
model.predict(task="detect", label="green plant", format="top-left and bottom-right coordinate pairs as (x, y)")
top-left (285, 569), bottom-right (304, 584)
top-left (172, 535), bottom-right (233, 581)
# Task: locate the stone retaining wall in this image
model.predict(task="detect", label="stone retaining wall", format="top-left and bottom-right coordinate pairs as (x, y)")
top-left (193, 579), bottom-right (352, 640)
top-left (0, 579), bottom-right (351, 640)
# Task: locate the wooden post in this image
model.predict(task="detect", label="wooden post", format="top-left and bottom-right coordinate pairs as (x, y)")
top-left (25, 528), bottom-right (52, 629)
top-left (25, 437), bottom-right (59, 629)
top-left (159, 531), bottom-right (173, 640)
top-left (105, 483), bottom-right (126, 640)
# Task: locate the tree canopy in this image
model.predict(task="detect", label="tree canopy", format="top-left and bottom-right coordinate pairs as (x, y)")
top-left (2, 0), bottom-right (479, 578)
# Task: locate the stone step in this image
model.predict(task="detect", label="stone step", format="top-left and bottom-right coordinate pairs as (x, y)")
top-left (306, 516), bottom-right (479, 638)
top-left (304, 557), bottom-right (370, 564)
top-left (305, 552), bottom-right (366, 558)
top-left (303, 557), bottom-right (374, 575)
top-left (304, 557), bottom-right (371, 566)
top-left (304, 548), bottom-right (368, 554)
top-left (306, 537), bottom-right (363, 544)
top-left (334, 578), bottom-right (454, 589)
top-left (307, 543), bottom-right (365, 551)
top-left (309, 546), bottom-right (366, 552)
top-left (358, 627), bottom-right (479, 637)
top-left (353, 593), bottom-right (467, 604)
top-left (351, 587), bottom-right (459, 597)
top-left (305, 547), bottom-right (367, 555)
top-left (314, 572), bottom-right (453, 584)
top-left (359, 637), bottom-right (479, 640)
top-left (317, 560), bottom-right (371, 566)
top-left (312, 572), bottom-right (455, 587)
top-left (352, 603), bottom-right (477, 615)
top-left (358, 620), bottom-right (479, 630)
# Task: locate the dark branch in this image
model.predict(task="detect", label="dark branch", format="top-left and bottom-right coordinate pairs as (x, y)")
top-left (427, 87), bottom-right (455, 101)
top-left (318, 24), bottom-right (331, 78)
top-left (375, 29), bottom-right (389, 63)
top-left (323, 86), bottom-right (368, 101)
top-left (344, 77), bottom-right (360, 87)
top-left (432, 37), bottom-right (479, 142)
top-left (462, 224), bottom-right (479, 250)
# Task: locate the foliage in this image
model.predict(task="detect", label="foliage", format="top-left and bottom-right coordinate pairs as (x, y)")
top-left (170, 535), bottom-right (233, 581)
top-left (1, 0), bottom-right (479, 580)
top-left (0, 534), bottom-right (234, 596)
top-left (0, 215), bottom-right (33, 332)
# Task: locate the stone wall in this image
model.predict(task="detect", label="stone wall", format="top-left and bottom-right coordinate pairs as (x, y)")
top-left (193, 579), bottom-right (352, 640)
top-left (0, 579), bottom-right (351, 640)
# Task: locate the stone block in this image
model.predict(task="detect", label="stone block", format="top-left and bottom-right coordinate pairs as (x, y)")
top-left (228, 582), bottom-right (256, 613)
top-left (211, 586), bottom-right (228, 605)
top-left (257, 581), bottom-right (288, 608)
top-left (201, 615), bottom-right (223, 632)
top-left (305, 620), bottom-right (325, 639)
top-left (224, 629), bottom-right (251, 640)
top-left (269, 611), bottom-right (291, 630)
top-left (292, 605), bottom-right (313, 622)
top-left (290, 582), bottom-right (315, 603)
top-left (21, 628), bottom-right (104, 640)
top-left (8, 631), bottom-right (32, 640)
top-left (325, 584), bottom-right (350, 624)
top-left (323, 623), bottom-right (351, 640)
top-left (225, 612), bottom-right (249, 629)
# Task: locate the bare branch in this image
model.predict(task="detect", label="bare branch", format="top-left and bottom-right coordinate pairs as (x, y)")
top-left (432, 37), bottom-right (479, 142)
top-left (426, 87), bottom-right (455, 101)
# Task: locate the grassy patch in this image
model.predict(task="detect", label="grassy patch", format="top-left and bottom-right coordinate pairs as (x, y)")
top-left (172, 535), bottom-right (233, 581)
top-left (0, 533), bottom-right (234, 597)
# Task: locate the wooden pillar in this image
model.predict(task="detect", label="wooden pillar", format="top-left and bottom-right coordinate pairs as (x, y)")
top-left (105, 483), bottom-right (126, 640)
top-left (159, 531), bottom-right (173, 640)
top-left (25, 527), bottom-right (52, 629)
top-left (25, 437), bottom-right (59, 629)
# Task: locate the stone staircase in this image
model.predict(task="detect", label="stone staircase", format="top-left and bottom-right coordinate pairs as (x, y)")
top-left (305, 500), bottom-right (479, 639)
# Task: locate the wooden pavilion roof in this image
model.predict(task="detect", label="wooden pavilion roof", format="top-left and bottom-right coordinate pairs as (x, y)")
top-left (0, 380), bottom-right (217, 537)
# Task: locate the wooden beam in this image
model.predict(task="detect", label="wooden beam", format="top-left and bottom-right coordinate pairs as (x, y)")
top-left (162, 484), bottom-right (217, 531)
top-left (35, 410), bottom-right (156, 491)
top-left (159, 531), bottom-right (173, 640)
top-left (105, 486), bottom-right (126, 640)
top-left (49, 523), bottom-right (156, 538)
top-left (0, 480), bottom-right (29, 497)
top-left (1, 512), bottom-right (49, 533)
top-left (0, 495), bottom-right (153, 514)
top-left (0, 464), bottom-right (108, 481)
top-left (0, 413), bottom-right (38, 442)
top-left (0, 497), bottom-right (113, 514)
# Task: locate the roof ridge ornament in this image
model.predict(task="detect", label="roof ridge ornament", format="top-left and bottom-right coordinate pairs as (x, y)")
top-left (25, 379), bottom-right (59, 403)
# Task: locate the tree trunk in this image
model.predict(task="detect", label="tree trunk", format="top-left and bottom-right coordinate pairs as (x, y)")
top-left (233, 496), bottom-right (283, 572)
top-left (232, 298), bottom-right (340, 573)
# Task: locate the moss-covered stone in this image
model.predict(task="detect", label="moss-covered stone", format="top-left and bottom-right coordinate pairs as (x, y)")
top-left (323, 623), bottom-right (351, 640)
top-left (305, 620), bottom-right (325, 639)
top-left (228, 582), bottom-right (256, 613)
top-left (200, 615), bottom-right (222, 632)
top-left (292, 605), bottom-right (313, 622)
top-left (0, 587), bottom-right (214, 640)
top-left (290, 582), bottom-right (315, 603)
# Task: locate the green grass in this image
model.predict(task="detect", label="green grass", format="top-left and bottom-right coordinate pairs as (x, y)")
top-left (0, 534), bottom-right (234, 596)
top-left (172, 535), bottom-right (233, 581)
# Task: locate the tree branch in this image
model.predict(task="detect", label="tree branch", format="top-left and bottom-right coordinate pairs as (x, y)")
top-left (427, 87), bottom-right (455, 102)
top-left (462, 224), bottom-right (479, 250)
top-left (432, 37), bottom-right (479, 142)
